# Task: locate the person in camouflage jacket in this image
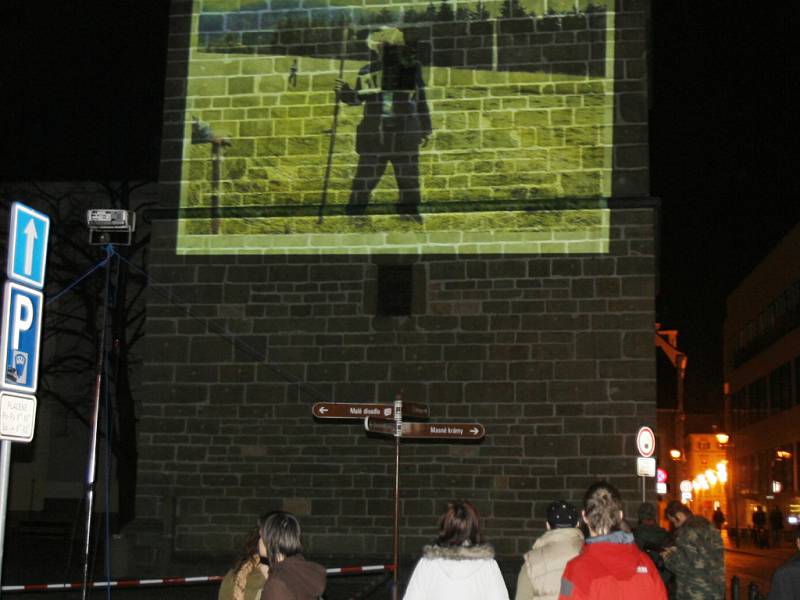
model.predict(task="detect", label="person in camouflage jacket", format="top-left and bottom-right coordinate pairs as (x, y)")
top-left (662, 501), bottom-right (725, 600)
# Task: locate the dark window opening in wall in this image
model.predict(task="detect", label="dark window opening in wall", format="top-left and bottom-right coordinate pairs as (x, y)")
top-left (376, 264), bottom-right (413, 316)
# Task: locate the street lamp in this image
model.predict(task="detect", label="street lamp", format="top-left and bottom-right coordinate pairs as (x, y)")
top-left (716, 432), bottom-right (739, 547)
top-left (670, 448), bottom-right (682, 460)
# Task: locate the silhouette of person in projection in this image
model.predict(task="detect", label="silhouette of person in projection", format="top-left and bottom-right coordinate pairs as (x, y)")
top-left (335, 27), bottom-right (431, 220)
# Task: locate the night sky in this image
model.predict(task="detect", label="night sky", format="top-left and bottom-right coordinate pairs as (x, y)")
top-left (1, 1), bottom-right (796, 413)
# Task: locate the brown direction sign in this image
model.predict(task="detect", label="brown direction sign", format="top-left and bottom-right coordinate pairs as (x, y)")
top-left (397, 401), bottom-right (429, 420)
top-left (364, 417), bottom-right (398, 436)
top-left (402, 422), bottom-right (485, 440)
top-left (364, 419), bottom-right (485, 440)
top-left (313, 402), bottom-right (393, 419)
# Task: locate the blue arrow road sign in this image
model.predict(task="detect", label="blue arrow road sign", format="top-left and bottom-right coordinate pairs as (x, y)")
top-left (0, 281), bottom-right (43, 394)
top-left (7, 202), bottom-right (50, 289)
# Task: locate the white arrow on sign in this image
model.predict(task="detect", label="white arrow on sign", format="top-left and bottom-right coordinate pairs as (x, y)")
top-left (318, 406), bottom-right (328, 414)
top-left (23, 220), bottom-right (37, 276)
top-left (470, 427), bottom-right (479, 435)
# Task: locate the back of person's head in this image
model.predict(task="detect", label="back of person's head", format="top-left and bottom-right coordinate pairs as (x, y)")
top-left (582, 481), bottom-right (624, 536)
top-left (547, 500), bottom-right (579, 529)
top-left (437, 499), bottom-right (481, 546)
top-left (664, 500), bottom-right (692, 520)
top-left (260, 511), bottom-right (303, 567)
top-left (637, 502), bottom-right (658, 523)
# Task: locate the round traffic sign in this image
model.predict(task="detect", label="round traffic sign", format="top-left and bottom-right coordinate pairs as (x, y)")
top-left (679, 479), bottom-right (692, 493)
top-left (636, 426), bottom-right (656, 458)
top-left (656, 467), bottom-right (668, 483)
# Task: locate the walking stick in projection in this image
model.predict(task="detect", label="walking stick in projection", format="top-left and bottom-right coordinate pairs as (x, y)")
top-left (318, 25), bottom-right (349, 223)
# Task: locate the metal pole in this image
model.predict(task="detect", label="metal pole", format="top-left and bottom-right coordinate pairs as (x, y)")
top-left (0, 440), bottom-right (12, 598)
top-left (211, 143), bottom-right (222, 234)
top-left (81, 245), bottom-right (113, 600)
top-left (318, 25), bottom-right (349, 223)
top-left (641, 476), bottom-right (646, 503)
top-left (731, 575), bottom-right (740, 600)
top-left (391, 394), bottom-right (402, 600)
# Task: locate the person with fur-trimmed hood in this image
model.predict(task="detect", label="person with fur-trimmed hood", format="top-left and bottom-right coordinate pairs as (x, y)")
top-left (515, 500), bottom-right (584, 600)
top-left (403, 499), bottom-right (509, 600)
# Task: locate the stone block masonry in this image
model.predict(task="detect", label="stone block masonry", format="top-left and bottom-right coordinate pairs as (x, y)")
top-left (130, 0), bottom-right (656, 571)
top-left (133, 204), bottom-right (659, 563)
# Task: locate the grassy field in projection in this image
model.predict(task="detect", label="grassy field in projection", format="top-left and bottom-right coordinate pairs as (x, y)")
top-left (178, 44), bottom-right (613, 251)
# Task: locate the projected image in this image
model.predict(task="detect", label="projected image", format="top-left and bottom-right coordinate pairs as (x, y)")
top-left (174, 0), bottom-right (616, 254)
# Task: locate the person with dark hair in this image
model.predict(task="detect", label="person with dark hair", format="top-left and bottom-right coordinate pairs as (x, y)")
top-left (769, 505), bottom-right (784, 548)
top-left (633, 503), bottom-right (674, 597)
top-left (218, 515), bottom-right (270, 600)
top-left (712, 506), bottom-right (725, 530)
top-left (661, 500), bottom-right (724, 600)
top-left (558, 481), bottom-right (666, 599)
top-left (754, 505), bottom-right (769, 548)
top-left (767, 527), bottom-right (800, 599)
top-left (515, 500), bottom-right (583, 600)
top-left (403, 499), bottom-right (509, 599)
top-left (259, 511), bottom-right (326, 600)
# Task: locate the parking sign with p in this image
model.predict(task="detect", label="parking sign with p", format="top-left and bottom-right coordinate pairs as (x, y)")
top-left (1, 281), bottom-right (43, 394)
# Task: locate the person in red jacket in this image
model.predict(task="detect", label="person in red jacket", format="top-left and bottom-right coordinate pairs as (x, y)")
top-left (558, 481), bottom-right (667, 600)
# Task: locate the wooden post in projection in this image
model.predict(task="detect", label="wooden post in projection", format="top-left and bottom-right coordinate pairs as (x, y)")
top-left (313, 394), bottom-right (485, 599)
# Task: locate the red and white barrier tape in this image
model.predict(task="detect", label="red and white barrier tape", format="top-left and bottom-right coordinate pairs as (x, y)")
top-left (1, 564), bottom-right (395, 592)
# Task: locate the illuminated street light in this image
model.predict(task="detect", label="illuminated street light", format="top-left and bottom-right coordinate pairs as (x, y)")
top-left (715, 432), bottom-right (730, 446)
top-left (670, 448), bottom-right (682, 460)
top-left (705, 469), bottom-right (718, 486)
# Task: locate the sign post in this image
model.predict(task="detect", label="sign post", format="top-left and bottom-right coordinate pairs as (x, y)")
top-left (0, 202), bottom-right (50, 595)
top-left (636, 426), bottom-right (656, 503)
top-left (313, 394), bottom-right (484, 600)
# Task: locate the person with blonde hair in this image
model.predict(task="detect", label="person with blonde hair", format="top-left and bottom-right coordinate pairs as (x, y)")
top-left (218, 514), bottom-right (271, 600)
top-left (558, 481), bottom-right (666, 599)
top-left (404, 499), bottom-right (509, 599)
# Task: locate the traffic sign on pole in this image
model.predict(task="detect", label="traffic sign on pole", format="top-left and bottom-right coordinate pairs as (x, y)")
top-left (364, 419), bottom-right (485, 440)
top-left (0, 281), bottom-right (44, 394)
top-left (313, 401), bottom-right (429, 420)
top-left (364, 417), bottom-right (398, 437)
top-left (314, 402), bottom-right (394, 419)
top-left (402, 422), bottom-right (485, 440)
top-left (636, 426), bottom-right (656, 458)
top-left (7, 203), bottom-right (50, 290)
top-left (0, 391), bottom-right (37, 443)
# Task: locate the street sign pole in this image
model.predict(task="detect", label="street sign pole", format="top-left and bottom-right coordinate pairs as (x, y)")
top-left (0, 440), bottom-right (10, 598)
top-left (391, 395), bottom-right (401, 600)
top-left (0, 202), bottom-right (50, 597)
top-left (80, 244), bottom-right (113, 600)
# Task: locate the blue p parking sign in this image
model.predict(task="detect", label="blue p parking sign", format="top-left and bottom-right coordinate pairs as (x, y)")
top-left (0, 281), bottom-right (43, 394)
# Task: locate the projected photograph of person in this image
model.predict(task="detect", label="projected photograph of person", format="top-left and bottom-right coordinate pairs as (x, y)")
top-left (171, 0), bottom-right (617, 254)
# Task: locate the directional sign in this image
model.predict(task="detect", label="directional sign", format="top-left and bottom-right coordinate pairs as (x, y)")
top-left (7, 202), bottom-right (50, 289)
top-left (636, 426), bottom-right (655, 458)
top-left (402, 422), bottom-right (485, 440)
top-left (364, 418), bottom-right (485, 440)
top-left (0, 281), bottom-right (44, 393)
top-left (0, 391), bottom-right (37, 443)
top-left (401, 402), bottom-right (429, 419)
top-left (313, 401), bottom-right (429, 420)
top-left (314, 402), bottom-right (394, 419)
top-left (364, 417), bottom-right (399, 436)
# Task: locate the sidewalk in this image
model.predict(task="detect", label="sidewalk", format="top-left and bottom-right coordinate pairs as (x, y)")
top-left (722, 529), bottom-right (796, 562)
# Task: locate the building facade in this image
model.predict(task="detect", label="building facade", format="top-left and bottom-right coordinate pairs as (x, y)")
top-left (129, 0), bottom-right (658, 571)
top-left (723, 222), bottom-right (800, 539)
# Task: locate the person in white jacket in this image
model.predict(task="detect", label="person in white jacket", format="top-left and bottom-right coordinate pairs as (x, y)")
top-left (403, 499), bottom-right (509, 600)
top-left (514, 500), bottom-right (584, 600)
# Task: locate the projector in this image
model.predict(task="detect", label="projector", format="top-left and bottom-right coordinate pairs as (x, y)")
top-left (87, 209), bottom-right (136, 245)
top-left (87, 209), bottom-right (133, 229)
